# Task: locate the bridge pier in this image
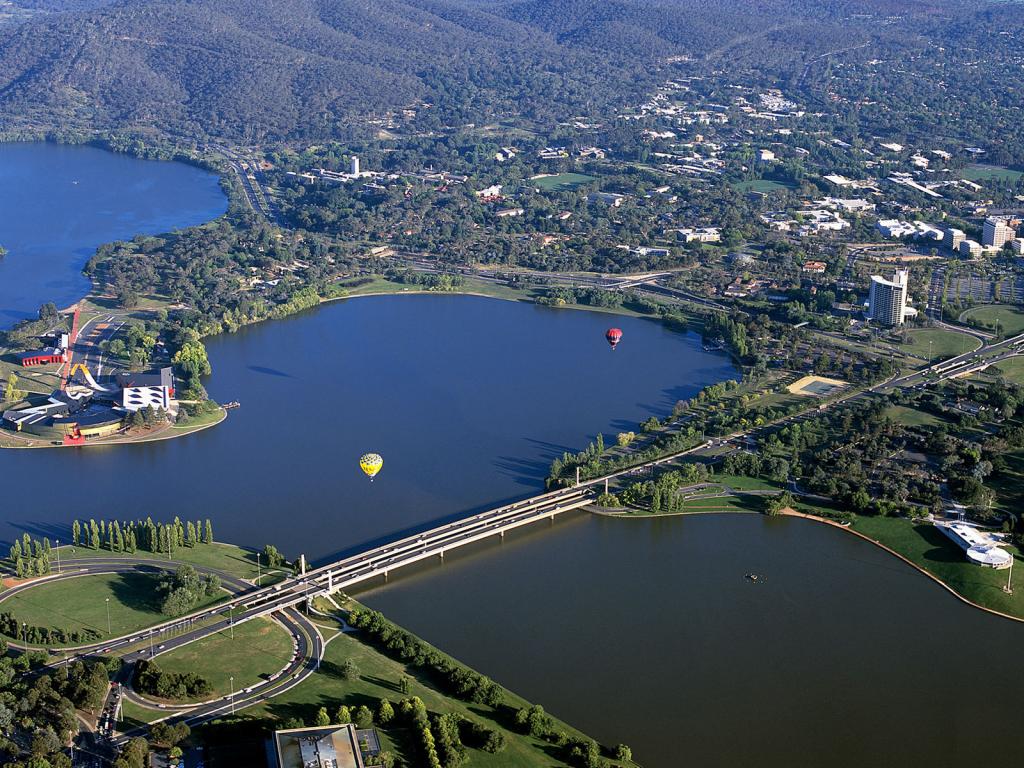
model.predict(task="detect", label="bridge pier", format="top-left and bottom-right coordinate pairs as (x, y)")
top-left (439, 550), bottom-right (445, 561)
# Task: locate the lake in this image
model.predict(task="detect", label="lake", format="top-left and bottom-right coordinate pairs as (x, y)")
top-left (0, 142), bottom-right (226, 326)
top-left (358, 512), bottom-right (1024, 768)
top-left (0, 293), bottom-right (736, 558)
top-left (2, 143), bottom-right (1021, 768)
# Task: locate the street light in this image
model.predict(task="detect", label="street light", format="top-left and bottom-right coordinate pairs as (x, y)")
top-left (105, 598), bottom-right (111, 635)
top-left (256, 552), bottom-right (261, 587)
top-left (1004, 554), bottom-right (1015, 595)
top-left (229, 676), bottom-right (235, 715)
top-left (55, 540), bottom-right (60, 574)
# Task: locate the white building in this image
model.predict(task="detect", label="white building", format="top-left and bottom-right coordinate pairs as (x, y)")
top-left (674, 227), bottom-right (721, 243)
top-left (877, 219), bottom-right (917, 238)
top-left (982, 217), bottom-right (1015, 249)
top-left (959, 240), bottom-right (983, 259)
top-left (757, 149), bottom-right (776, 163)
top-left (943, 228), bottom-right (966, 252)
top-left (867, 269), bottom-right (909, 326)
top-left (350, 155), bottom-right (360, 177)
top-left (936, 521), bottom-right (1013, 569)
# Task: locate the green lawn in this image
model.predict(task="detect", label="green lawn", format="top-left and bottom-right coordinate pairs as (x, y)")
top-left (531, 173), bottom-right (596, 192)
top-left (1, 571), bottom-right (224, 643)
top-left (989, 356), bottom-right (1024, 385)
top-left (897, 328), bottom-right (978, 361)
top-left (988, 448), bottom-right (1024, 519)
top-left (241, 609), bottom-right (635, 768)
top-left (54, 542), bottom-right (277, 583)
top-left (961, 164), bottom-right (1024, 184)
top-left (732, 178), bottom-right (796, 193)
top-left (711, 474), bottom-right (784, 492)
top-left (152, 616), bottom-right (295, 701)
top-left (852, 516), bottom-right (1024, 618)
top-left (960, 305), bottom-right (1024, 335)
top-left (884, 405), bottom-right (949, 428)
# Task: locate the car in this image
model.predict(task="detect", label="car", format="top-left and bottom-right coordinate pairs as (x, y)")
top-left (157, 644), bottom-right (165, 650)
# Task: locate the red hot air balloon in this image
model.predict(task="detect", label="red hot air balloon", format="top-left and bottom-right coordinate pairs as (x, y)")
top-left (605, 328), bottom-right (623, 350)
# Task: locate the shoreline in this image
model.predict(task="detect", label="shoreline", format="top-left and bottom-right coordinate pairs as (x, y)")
top-left (591, 504), bottom-right (1024, 625)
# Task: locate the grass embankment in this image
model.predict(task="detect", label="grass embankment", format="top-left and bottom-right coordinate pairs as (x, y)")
top-left (851, 516), bottom-right (1024, 619)
top-left (897, 328), bottom-right (979, 361)
top-left (241, 605), bottom-right (636, 768)
top-left (0, 572), bottom-right (224, 643)
top-left (960, 305), bottom-right (1024, 335)
top-left (151, 617), bottom-right (294, 701)
top-left (989, 357), bottom-right (1024, 385)
top-left (53, 541), bottom-right (275, 582)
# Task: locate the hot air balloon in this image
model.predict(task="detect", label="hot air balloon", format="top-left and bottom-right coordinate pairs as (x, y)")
top-left (605, 328), bottom-right (623, 350)
top-left (359, 453), bottom-right (384, 481)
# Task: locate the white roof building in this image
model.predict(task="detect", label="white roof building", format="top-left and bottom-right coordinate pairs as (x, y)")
top-left (936, 521), bottom-right (1013, 569)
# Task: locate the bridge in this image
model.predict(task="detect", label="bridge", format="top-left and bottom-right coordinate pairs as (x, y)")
top-left (52, 484), bottom-right (599, 667)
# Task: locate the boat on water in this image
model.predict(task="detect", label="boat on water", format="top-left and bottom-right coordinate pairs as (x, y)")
top-left (223, 401), bottom-right (241, 410)
top-left (745, 573), bottom-right (763, 583)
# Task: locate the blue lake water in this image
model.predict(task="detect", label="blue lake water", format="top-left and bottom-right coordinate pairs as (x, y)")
top-left (0, 142), bottom-right (226, 326)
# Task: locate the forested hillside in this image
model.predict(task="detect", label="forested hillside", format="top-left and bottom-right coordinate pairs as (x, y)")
top-left (0, 0), bottom-right (1002, 143)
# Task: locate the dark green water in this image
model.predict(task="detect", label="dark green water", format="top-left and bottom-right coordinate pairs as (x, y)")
top-left (359, 513), bottom-right (1024, 767)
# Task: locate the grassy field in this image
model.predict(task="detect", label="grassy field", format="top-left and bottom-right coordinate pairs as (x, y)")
top-left (1, 571), bottom-right (224, 643)
top-left (732, 178), bottom-right (796, 193)
top-left (54, 541), bottom-right (276, 582)
top-left (883, 404), bottom-right (949, 428)
top-left (897, 328), bottom-right (978, 361)
top-left (988, 448), bottom-right (1024, 519)
top-left (241, 609), bottom-right (635, 767)
top-left (961, 164), bottom-right (1024, 184)
top-left (989, 356), bottom-right (1024, 385)
top-left (530, 173), bottom-right (596, 192)
top-left (153, 617), bottom-right (295, 701)
top-left (960, 304), bottom-right (1024, 335)
top-left (711, 474), bottom-right (784, 492)
top-left (852, 516), bottom-right (1024, 619)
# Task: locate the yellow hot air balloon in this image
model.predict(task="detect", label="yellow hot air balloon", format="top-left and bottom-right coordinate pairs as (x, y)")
top-left (359, 452), bottom-right (384, 481)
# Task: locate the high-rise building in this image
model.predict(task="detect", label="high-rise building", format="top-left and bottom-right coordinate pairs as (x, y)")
top-left (960, 240), bottom-right (983, 259)
top-left (943, 227), bottom-right (965, 252)
top-left (867, 269), bottom-right (909, 326)
top-left (982, 217), bottom-right (1014, 249)
top-left (350, 155), bottom-right (360, 177)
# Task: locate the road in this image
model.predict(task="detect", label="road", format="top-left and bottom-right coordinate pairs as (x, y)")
top-left (0, 555), bottom-right (321, 745)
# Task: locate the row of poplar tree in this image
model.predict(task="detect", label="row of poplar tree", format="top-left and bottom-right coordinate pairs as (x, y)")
top-left (71, 517), bottom-right (214, 555)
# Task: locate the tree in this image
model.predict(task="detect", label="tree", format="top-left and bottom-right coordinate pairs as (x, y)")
top-left (615, 744), bottom-right (633, 761)
top-left (334, 705), bottom-right (351, 725)
top-left (399, 676), bottom-right (411, 695)
top-left (340, 659), bottom-right (360, 680)
top-left (72, 520), bottom-right (81, 547)
top-left (263, 545), bottom-right (285, 568)
top-left (377, 698), bottom-right (395, 725)
top-left (204, 519), bottom-right (213, 544)
top-left (3, 373), bottom-right (25, 404)
top-left (353, 705), bottom-right (374, 729)
top-left (315, 707), bottom-right (331, 727)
